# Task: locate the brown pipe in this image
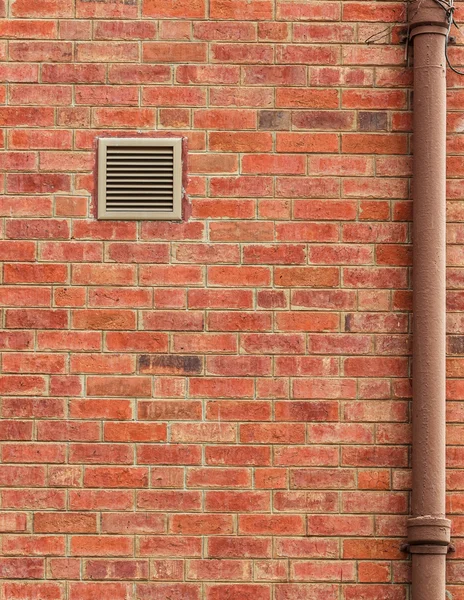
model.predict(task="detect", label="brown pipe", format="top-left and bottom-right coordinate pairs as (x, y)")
top-left (408, 1), bottom-right (451, 598)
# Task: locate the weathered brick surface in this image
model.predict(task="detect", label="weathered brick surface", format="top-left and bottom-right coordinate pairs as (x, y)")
top-left (1, 0), bottom-right (463, 597)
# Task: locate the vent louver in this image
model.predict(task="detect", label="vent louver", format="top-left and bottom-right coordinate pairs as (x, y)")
top-left (98, 138), bottom-right (182, 220)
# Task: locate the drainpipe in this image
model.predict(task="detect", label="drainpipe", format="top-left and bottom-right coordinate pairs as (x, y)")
top-left (407, 1), bottom-right (451, 598)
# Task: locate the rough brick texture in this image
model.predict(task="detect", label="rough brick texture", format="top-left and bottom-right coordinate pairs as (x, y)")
top-left (1, 0), bottom-right (464, 597)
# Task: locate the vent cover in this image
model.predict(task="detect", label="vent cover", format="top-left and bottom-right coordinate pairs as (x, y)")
top-left (98, 138), bottom-right (182, 220)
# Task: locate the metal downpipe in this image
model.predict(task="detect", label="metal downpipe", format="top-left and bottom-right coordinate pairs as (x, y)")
top-left (407, 1), bottom-right (451, 598)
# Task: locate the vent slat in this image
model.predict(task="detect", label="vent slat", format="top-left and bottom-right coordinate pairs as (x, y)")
top-left (106, 175), bottom-right (173, 180)
top-left (107, 158), bottom-right (174, 162)
top-left (107, 203), bottom-right (174, 207)
top-left (107, 196), bottom-right (174, 200)
top-left (108, 160), bottom-right (172, 169)
top-left (107, 183), bottom-right (173, 192)
top-left (107, 146), bottom-right (174, 156)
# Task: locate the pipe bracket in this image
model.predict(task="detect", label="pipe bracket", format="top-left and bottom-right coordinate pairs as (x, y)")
top-left (400, 543), bottom-right (455, 555)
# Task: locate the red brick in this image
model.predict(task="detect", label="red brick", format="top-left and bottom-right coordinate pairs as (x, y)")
top-left (0, 19), bottom-right (56, 38)
top-left (3, 443), bottom-right (64, 467)
top-left (43, 63), bottom-right (106, 84)
top-left (9, 130), bottom-right (72, 150)
top-left (195, 109), bottom-right (256, 130)
top-left (178, 66), bottom-right (240, 85)
top-left (94, 21), bottom-right (156, 41)
top-left (276, 222), bottom-right (339, 242)
top-left (3, 535), bottom-right (65, 556)
top-left (34, 513), bottom-right (96, 534)
top-left (242, 154), bottom-right (306, 174)
top-left (275, 401), bottom-right (339, 422)
top-left (0, 242), bottom-right (36, 262)
top-left (76, 0), bottom-right (137, 17)
top-left (3, 353), bottom-right (65, 374)
top-left (206, 585), bottom-right (270, 600)
top-left (108, 64), bottom-right (170, 85)
top-left (210, 222), bottom-right (273, 242)
top-left (143, 43), bottom-right (207, 63)
top-left (137, 491), bottom-right (201, 512)
top-left (213, 43), bottom-right (274, 64)
top-left (208, 537), bottom-right (271, 558)
top-left (10, 84), bottom-right (72, 106)
top-left (170, 514), bottom-right (234, 535)
top-left (206, 491), bottom-right (270, 513)
top-left (241, 423), bottom-right (305, 444)
top-left (169, 417), bottom-right (234, 439)
top-left (94, 108), bottom-right (155, 129)
top-left (344, 267), bottom-right (408, 289)
top-left (208, 266), bottom-right (271, 287)
top-left (259, 22), bottom-right (289, 41)
top-left (10, 41), bottom-right (72, 62)
top-left (244, 66), bottom-right (306, 85)
top-left (241, 333), bottom-right (305, 354)
top-left (6, 309), bottom-right (68, 329)
top-left (59, 20), bottom-right (91, 40)
top-left (210, 132), bottom-right (273, 152)
top-left (104, 422), bottom-right (166, 441)
top-left (274, 356), bottom-right (338, 376)
top-left (0, 150), bottom-right (37, 170)
top-left (211, 0), bottom-right (273, 20)
top-left (188, 559), bottom-right (251, 581)
top-left (216, 91), bottom-right (273, 112)
top-left (342, 492), bottom-right (408, 514)
top-left (88, 377), bottom-right (152, 398)
top-left (69, 583), bottom-right (133, 600)
top-left (72, 264), bottom-right (136, 286)
top-left (0, 64), bottom-right (38, 82)
top-left (69, 490), bottom-right (133, 511)
top-left (70, 399), bottom-right (132, 420)
top-left (47, 558), bottom-right (80, 580)
top-left (72, 310), bottom-right (136, 330)
top-left (84, 467), bottom-right (148, 489)
top-left (3, 583), bottom-right (64, 600)
top-left (186, 467), bottom-right (251, 488)
top-left (342, 133), bottom-right (408, 154)
top-left (69, 443), bottom-right (132, 465)
top-left (140, 265), bottom-right (204, 286)
top-left (84, 559), bottom-right (148, 581)
top-left (7, 173), bottom-right (71, 194)
top-left (194, 22), bottom-right (256, 41)
top-left (276, 312), bottom-right (339, 332)
top-left (239, 515), bottom-right (305, 535)
top-left (41, 242), bottom-right (102, 262)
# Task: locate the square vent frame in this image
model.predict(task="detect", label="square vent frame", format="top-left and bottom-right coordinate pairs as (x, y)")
top-left (97, 137), bottom-right (183, 221)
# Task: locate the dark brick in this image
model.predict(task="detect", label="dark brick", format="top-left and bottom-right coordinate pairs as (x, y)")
top-left (138, 354), bottom-right (203, 375)
top-left (258, 110), bottom-right (291, 130)
top-left (293, 110), bottom-right (354, 131)
top-left (448, 336), bottom-right (464, 355)
top-left (358, 111), bottom-right (388, 131)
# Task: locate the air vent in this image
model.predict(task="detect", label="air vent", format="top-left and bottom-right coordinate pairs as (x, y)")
top-left (98, 138), bottom-right (182, 220)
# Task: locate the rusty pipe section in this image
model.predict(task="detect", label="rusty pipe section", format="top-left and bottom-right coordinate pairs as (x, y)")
top-left (408, 1), bottom-right (451, 598)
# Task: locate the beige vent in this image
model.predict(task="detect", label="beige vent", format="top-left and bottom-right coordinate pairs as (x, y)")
top-left (98, 138), bottom-right (182, 220)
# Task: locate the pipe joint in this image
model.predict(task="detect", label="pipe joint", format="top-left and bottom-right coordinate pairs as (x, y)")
top-left (409, 23), bottom-right (449, 39)
top-left (407, 516), bottom-right (451, 548)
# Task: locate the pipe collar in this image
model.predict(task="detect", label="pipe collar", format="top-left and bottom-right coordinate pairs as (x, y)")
top-left (409, 23), bottom-right (449, 39)
top-left (407, 516), bottom-right (451, 547)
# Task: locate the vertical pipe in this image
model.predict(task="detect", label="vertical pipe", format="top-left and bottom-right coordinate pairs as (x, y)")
top-left (411, 30), bottom-right (447, 525)
top-left (408, 2), bottom-right (451, 598)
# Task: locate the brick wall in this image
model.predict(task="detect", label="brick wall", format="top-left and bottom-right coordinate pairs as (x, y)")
top-left (1, 0), bottom-right (463, 598)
